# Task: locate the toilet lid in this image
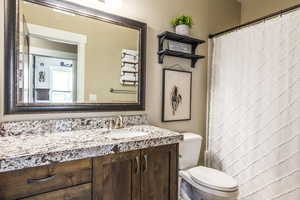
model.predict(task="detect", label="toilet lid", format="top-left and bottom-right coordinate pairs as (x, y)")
top-left (187, 166), bottom-right (238, 192)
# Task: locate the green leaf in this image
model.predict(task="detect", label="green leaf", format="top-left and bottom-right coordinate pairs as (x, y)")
top-left (170, 15), bottom-right (193, 28)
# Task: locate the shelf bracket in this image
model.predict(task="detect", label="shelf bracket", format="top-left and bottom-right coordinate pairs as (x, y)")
top-left (191, 43), bottom-right (199, 54)
top-left (158, 35), bottom-right (167, 51)
top-left (191, 58), bottom-right (197, 68)
top-left (158, 52), bottom-right (165, 64)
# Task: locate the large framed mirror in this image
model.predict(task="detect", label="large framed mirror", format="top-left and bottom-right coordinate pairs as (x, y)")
top-left (4, 0), bottom-right (147, 113)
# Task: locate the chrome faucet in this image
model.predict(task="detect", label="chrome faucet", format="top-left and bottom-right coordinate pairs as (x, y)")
top-left (108, 118), bottom-right (115, 131)
top-left (114, 115), bottom-right (124, 129)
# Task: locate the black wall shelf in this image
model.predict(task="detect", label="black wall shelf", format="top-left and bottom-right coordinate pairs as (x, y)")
top-left (157, 31), bottom-right (205, 68)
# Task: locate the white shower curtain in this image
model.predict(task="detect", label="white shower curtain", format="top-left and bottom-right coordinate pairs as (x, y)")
top-left (208, 9), bottom-right (300, 200)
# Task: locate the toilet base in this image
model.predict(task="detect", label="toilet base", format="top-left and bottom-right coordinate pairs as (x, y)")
top-left (179, 170), bottom-right (239, 200)
top-left (180, 179), bottom-right (237, 200)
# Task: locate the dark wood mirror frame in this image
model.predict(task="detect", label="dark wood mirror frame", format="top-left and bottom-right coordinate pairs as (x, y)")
top-left (4, 0), bottom-right (147, 114)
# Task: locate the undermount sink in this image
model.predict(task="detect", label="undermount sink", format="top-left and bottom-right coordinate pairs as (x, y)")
top-left (106, 130), bottom-right (149, 139)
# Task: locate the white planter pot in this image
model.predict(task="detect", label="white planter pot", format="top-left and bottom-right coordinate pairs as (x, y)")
top-left (175, 24), bottom-right (190, 36)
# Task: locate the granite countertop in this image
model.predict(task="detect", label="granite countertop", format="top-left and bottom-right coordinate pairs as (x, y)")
top-left (0, 125), bottom-right (183, 173)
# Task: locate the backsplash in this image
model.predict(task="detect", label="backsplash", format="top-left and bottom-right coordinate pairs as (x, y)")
top-left (0, 114), bottom-right (148, 137)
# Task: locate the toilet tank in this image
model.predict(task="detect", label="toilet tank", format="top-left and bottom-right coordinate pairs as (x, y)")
top-left (179, 133), bottom-right (202, 170)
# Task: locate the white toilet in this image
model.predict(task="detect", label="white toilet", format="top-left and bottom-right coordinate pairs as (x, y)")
top-left (179, 133), bottom-right (239, 200)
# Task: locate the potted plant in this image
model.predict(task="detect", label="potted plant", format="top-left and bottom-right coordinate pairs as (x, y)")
top-left (171, 15), bottom-right (193, 36)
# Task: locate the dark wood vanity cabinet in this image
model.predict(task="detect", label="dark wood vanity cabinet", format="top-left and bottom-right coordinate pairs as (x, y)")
top-left (93, 144), bottom-right (178, 200)
top-left (0, 144), bottom-right (178, 200)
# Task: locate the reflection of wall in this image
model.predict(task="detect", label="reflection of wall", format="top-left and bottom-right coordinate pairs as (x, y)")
top-left (22, 2), bottom-right (139, 103)
top-left (0, 0), bottom-right (241, 164)
top-left (241, 0), bottom-right (300, 23)
top-left (30, 37), bottom-right (77, 54)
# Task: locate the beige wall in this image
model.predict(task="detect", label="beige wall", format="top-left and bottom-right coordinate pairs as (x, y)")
top-left (208, 0), bottom-right (241, 34)
top-left (241, 0), bottom-right (300, 23)
top-left (0, 0), bottom-right (241, 163)
top-left (30, 37), bottom-right (77, 54)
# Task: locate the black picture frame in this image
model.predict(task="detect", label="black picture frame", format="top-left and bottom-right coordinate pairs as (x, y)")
top-left (162, 68), bottom-right (192, 122)
top-left (4, 0), bottom-right (147, 114)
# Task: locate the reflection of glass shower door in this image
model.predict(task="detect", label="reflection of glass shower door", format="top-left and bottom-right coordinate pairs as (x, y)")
top-left (33, 55), bottom-right (76, 103)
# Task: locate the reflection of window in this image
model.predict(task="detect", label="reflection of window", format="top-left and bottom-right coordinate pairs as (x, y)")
top-left (51, 67), bottom-right (73, 103)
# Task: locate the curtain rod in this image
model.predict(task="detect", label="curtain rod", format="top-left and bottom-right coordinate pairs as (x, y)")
top-left (209, 3), bottom-right (300, 39)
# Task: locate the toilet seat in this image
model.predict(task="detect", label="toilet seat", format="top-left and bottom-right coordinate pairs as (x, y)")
top-left (179, 168), bottom-right (239, 199)
top-left (188, 166), bottom-right (238, 192)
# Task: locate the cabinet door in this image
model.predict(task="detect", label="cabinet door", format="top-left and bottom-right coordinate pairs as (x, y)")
top-left (93, 150), bottom-right (140, 200)
top-left (141, 144), bottom-right (178, 200)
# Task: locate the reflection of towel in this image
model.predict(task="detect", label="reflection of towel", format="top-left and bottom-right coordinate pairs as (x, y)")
top-left (122, 64), bottom-right (138, 72)
top-left (121, 74), bottom-right (137, 82)
top-left (120, 81), bottom-right (139, 86)
top-left (122, 49), bottom-right (138, 56)
top-left (121, 49), bottom-right (139, 85)
top-left (121, 57), bottom-right (138, 63)
top-left (122, 49), bottom-right (138, 63)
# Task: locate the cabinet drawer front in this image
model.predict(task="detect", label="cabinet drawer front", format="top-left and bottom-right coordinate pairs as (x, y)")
top-left (21, 183), bottom-right (92, 200)
top-left (0, 159), bottom-right (92, 200)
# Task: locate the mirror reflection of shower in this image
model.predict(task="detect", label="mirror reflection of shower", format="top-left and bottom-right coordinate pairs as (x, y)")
top-left (22, 36), bottom-right (78, 104)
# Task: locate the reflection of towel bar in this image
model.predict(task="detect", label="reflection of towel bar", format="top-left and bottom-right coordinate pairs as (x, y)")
top-left (110, 88), bottom-right (136, 94)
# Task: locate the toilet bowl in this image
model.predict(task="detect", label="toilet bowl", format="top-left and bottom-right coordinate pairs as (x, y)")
top-left (179, 133), bottom-right (239, 200)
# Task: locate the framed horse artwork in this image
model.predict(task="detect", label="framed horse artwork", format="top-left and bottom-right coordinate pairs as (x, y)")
top-left (162, 68), bottom-right (192, 122)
